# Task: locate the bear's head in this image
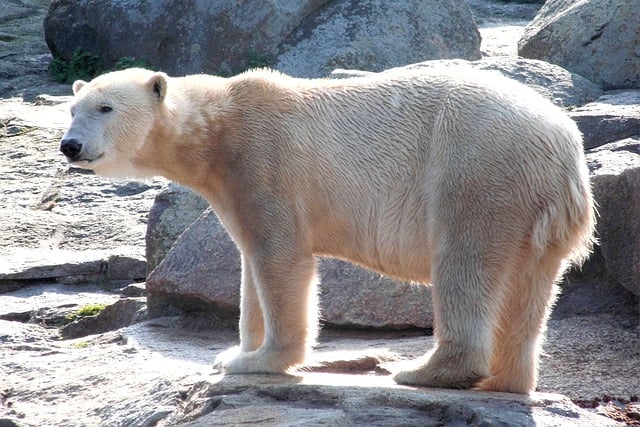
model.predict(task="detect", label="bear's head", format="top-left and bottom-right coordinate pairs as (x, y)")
top-left (60, 68), bottom-right (168, 177)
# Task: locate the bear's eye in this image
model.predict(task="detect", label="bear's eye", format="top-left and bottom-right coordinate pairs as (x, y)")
top-left (99, 106), bottom-right (113, 113)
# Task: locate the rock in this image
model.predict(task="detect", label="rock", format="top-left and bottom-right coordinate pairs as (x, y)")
top-left (44, 0), bottom-right (480, 79)
top-left (171, 376), bottom-right (620, 426)
top-left (146, 210), bottom-right (241, 320)
top-left (569, 90), bottom-right (640, 149)
top-left (0, 247), bottom-right (146, 286)
top-left (319, 259), bottom-right (433, 329)
top-left (333, 57), bottom-right (602, 107)
top-left (118, 282), bottom-right (147, 298)
top-left (276, 0), bottom-right (481, 78)
top-left (145, 183), bottom-right (208, 274)
top-left (586, 137), bottom-right (640, 297)
top-left (518, 0), bottom-right (640, 90)
top-left (0, 0), bottom-right (69, 99)
top-left (44, 0), bottom-right (326, 77)
top-left (146, 210), bottom-right (434, 329)
top-left (0, 283), bottom-right (121, 327)
top-left (60, 297), bottom-right (147, 339)
top-left (2, 315), bottom-right (634, 426)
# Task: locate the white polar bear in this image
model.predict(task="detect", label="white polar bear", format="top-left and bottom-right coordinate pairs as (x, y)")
top-left (60, 67), bottom-right (595, 394)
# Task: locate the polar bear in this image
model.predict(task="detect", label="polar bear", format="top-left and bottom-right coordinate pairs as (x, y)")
top-left (60, 67), bottom-right (594, 394)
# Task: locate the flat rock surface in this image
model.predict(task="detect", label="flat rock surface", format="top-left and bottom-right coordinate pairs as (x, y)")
top-left (1, 316), bottom-right (634, 426)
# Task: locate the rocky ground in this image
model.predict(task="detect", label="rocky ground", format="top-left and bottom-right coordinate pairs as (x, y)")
top-left (1, 1), bottom-right (638, 426)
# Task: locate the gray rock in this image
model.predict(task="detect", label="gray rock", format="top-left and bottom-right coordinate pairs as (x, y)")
top-left (44, 0), bottom-right (327, 77)
top-left (171, 376), bottom-right (622, 426)
top-left (276, 0), bottom-right (481, 78)
top-left (44, 0), bottom-right (480, 79)
top-left (319, 259), bottom-right (433, 329)
top-left (60, 297), bottom-right (147, 339)
top-left (0, 247), bottom-right (146, 286)
top-left (146, 209), bottom-right (241, 320)
top-left (0, 0), bottom-right (69, 99)
top-left (119, 282), bottom-right (147, 298)
top-left (335, 57), bottom-right (603, 107)
top-left (569, 90), bottom-right (640, 149)
top-left (0, 283), bottom-right (121, 327)
top-left (3, 315), bottom-right (632, 426)
top-left (586, 137), bottom-right (640, 297)
top-left (518, 0), bottom-right (640, 90)
top-left (146, 210), bottom-right (434, 329)
top-left (145, 183), bottom-right (209, 275)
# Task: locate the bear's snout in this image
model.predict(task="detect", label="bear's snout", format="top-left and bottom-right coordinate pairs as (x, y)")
top-left (60, 138), bottom-right (83, 160)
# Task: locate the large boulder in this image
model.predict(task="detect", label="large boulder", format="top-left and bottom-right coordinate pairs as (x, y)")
top-left (586, 136), bottom-right (640, 297)
top-left (44, 0), bottom-right (481, 78)
top-left (44, 0), bottom-right (328, 76)
top-left (145, 183), bottom-right (209, 274)
top-left (275, 0), bottom-right (481, 77)
top-left (569, 90), bottom-right (640, 149)
top-left (518, 0), bottom-right (640, 90)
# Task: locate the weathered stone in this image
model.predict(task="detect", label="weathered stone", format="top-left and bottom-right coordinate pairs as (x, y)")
top-left (44, 0), bottom-right (327, 77)
top-left (586, 137), bottom-right (640, 297)
top-left (0, 283), bottom-right (120, 327)
top-left (276, 0), bottom-right (481, 77)
top-left (0, 247), bottom-right (146, 286)
top-left (60, 297), bottom-right (147, 339)
top-left (145, 183), bottom-right (208, 275)
top-left (569, 90), bottom-right (640, 149)
top-left (2, 314), bottom-right (635, 426)
top-left (319, 259), bottom-right (433, 329)
top-left (171, 376), bottom-right (621, 426)
top-left (518, 0), bottom-right (640, 90)
top-left (146, 210), bottom-right (241, 319)
top-left (334, 57), bottom-right (602, 107)
top-left (0, 0), bottom-right (69, 100)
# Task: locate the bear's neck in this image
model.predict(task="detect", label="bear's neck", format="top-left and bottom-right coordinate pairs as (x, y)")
top-left (136, 97), bottom-right (234, 198)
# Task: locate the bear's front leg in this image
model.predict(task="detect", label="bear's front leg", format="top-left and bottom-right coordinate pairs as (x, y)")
top-left (238, 257), bottom-right (264, 352)
top-left (215, 253), bottom-right (318, 374)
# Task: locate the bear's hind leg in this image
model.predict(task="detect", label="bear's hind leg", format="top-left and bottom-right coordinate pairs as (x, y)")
top-left (476, 250), bottom-right (564, 394)
top-left (216, 254), bottom-right (318, 375)
top-left (394, 248), bottom-right (507, 389)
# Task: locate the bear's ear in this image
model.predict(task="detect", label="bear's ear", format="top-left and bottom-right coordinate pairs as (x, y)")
top-left (72, 80), bottom-right (87, 95)
top-left (146, 72), bottom-right (168, 101)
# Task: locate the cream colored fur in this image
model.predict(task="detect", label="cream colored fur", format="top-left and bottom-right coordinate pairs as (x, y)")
top-left (61, 67), bottom-right (595, 394)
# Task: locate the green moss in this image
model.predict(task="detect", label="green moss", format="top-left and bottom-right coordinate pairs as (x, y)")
top-left (64, 303), bottom-right (107, 323)
top-left (49, 49), bottom-right (150, 84)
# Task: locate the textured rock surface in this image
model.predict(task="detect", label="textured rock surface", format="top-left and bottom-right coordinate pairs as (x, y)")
top-left (145, 183), bottom-right (209, 274)
top-left (44, 0), bottom-right (327, 77)
top-left (1, 315), bottom-right (634, 426)
top-left (0, 0), bottom-right (68, 99)
top-left (60, 297), bottom-right (147, 339)
top-left (586, 137), bottom-right (640, 296)
top-left (518, 0), bottom-right (640, 90)
top-left (1, 247), bottom-right (146, 285)
top-left (44, 0), bottom-right (481, 78)
top-left (569, 90), bottom-right (640, 149)
top-left (276, 0), bottom-right (481, 77)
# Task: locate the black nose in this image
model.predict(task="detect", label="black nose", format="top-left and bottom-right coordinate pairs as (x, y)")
top-left (60, 138), bottom-right (83, 160)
